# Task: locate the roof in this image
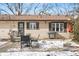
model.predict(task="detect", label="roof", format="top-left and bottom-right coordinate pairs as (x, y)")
top-left (0, 15), bottom-right (71, 21)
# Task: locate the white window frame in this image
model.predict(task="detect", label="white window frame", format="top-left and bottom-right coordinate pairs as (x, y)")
top-left (29, 22), bottom-right (37, 30)
top-left (51, 23), bottom-right (64, 32)
top-left (60, 23), bottom-right (64, 32)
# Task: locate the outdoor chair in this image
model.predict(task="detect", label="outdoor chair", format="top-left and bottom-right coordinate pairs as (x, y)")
top-left (8, 30), bottom-right (21, 42)
top-left (30, 34), bottom-right (40, 48)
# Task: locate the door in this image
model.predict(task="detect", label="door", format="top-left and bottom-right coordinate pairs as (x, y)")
top-left (18, 22), bottom-right (24, 36)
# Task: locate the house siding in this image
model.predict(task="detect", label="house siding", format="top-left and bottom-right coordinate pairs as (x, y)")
top-left (0, 21), bottom-right (18, 39)
top-left (25, 21), bottom-right (49, 39)
top-left (0, 20), bottom-right (71, 40)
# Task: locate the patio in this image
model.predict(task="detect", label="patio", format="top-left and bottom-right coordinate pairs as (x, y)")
top-left (0, 39), bottom-right (78, 51)
top-left (0, 39), bottom-right (79, 56)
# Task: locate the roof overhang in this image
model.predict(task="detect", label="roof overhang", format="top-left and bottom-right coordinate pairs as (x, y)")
top-left (0, 15), bottom-right (71, 21)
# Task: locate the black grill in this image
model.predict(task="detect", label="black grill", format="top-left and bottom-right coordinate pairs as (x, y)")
top-left (21, 35), bottom-right (31, 48)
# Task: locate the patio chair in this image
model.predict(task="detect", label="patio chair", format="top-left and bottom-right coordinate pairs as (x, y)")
top-left (8, 30), bottom-right (21, 42)
top-left (31, 34), bottom-right (40, 48)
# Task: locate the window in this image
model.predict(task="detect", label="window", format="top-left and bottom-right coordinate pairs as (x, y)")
top-left (56, 23), bottom-right (59, 32)
top-left (18, 22), bottom-right (24, 36)
top-left (51, 23), bottom-right (55, 31)
top-left (27, 22), bottom-right (39, 30)
top-left (50, 22), bottom-right (65, 32)
top-left (60, 23), bottom-right (64, 32)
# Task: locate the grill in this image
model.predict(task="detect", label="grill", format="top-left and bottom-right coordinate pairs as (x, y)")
top-left (21, 35), bottom-right (31, 48)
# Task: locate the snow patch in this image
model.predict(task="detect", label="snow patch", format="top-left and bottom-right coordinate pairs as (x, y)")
top-left (7, 48), bottom-right (21, 52)
top-left (38, 40), bottom-right (64, 49)
top-left (0, 42), bottom-right (7, 46)
top-left (0, 51), bottom-right (79, 56)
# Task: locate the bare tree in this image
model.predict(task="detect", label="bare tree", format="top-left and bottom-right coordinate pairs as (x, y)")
top-left (0, 3), bottom-right (75, 16)
top-left (0, 3), bottom-right (35, 15)
top-left (33, 3), bottom-right (74, 16)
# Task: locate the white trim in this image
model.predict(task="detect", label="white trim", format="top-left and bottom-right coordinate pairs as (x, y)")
top-left (29, 22), bottom-right (37, 30)
top-left (51, 23), bottom-right (65, 32)
top-left (59, 23), bottom-right (60, 32)
top-left (55, 23), bottom-right (56, 32)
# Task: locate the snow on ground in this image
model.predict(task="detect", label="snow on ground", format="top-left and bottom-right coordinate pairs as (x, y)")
top-left (0, 51), bottom-right (79, 56)
top-left (38, 40), bottom-right (64, 48)
top-left (0, 42), bottom-right (7, 47)
top-left (7, 48), bottom-right (21, 52)
top-left (69, 41), bottom-right (79, 46)
top-left (5, 39), bottom-right (79, 52)
top-left (7, 40), bottom-right (64, 52)
top-left (0, 39), bottom-right (79, 56)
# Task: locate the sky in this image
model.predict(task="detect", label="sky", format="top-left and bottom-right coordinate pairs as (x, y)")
top-left (0, 3), bottom-right (76, 15)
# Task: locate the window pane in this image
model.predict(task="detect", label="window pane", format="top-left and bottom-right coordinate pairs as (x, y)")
top-left (29, 22), bottom-right (38, 30)
top-left (36, 22), bottom-right (39, 29)
top-left (64, 23), bottom-right (67, 32)
top-left (60, 23), bottom-right (64, 32)
top-left (32, 23), bottom-right (36, 29)
top-left (56, 23), bottom-right (59, 32)
top-left (27, 22), bottom-right (29, 29)
top-left (51, 23), bottom-right (55, 31)
top-left (50, 23), bottom-right (65, 32)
